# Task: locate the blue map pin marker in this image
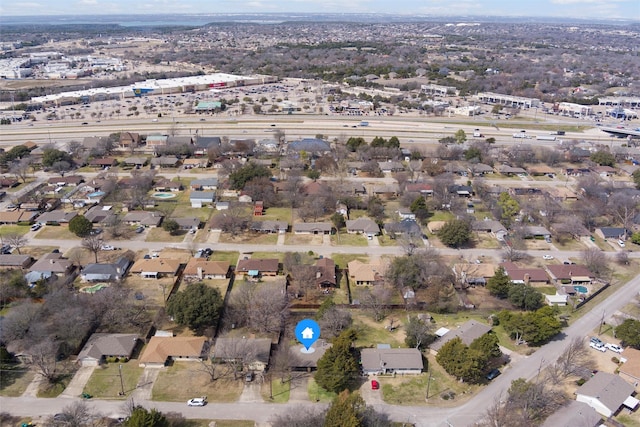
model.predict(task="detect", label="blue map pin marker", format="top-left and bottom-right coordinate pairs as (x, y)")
top-left (295, 319), bottom-right (320, 354)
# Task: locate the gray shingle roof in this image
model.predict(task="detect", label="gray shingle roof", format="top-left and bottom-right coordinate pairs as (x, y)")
top-left (576, 371), bottom-right (634, 414)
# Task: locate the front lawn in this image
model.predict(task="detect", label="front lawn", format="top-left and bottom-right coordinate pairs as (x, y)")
top-left (331, 233), bottom-right (368, 246)
top-left (262, 376), bottom-right (290, 403)
top-left (0, 225), bottom-right (30, 237)
top-left (35, 225), bottom-right (77, 240)
top-left (307, 377), bottom-right (336, 403)
top-left (0, 365), bottom-right (35, 397)
top-left (152, 362), bottom-right (243, 402)
top-left (37, 371), bottom-right (76, 398)
top-left (146, 227), bottom-right (187, 243)
top-left (210, 251), bottom-right (240, 265)
top-left (83, 361), bottom-right (144, 399)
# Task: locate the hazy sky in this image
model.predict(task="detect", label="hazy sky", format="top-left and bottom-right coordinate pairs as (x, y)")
top-left (1, 0), bottom-right (639, 20)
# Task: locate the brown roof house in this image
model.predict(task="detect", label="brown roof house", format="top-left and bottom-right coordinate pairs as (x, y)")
top-left (347, 259), bottom-right (387, 286)
top-left (236, 258), bottom-right (279, 278)
top-left (576, 371), bottom-right (639, 417)
top-left (183, 259), bottom-right (230, 281)
top-left (213, 337), bottom-right (272, 372)
top-left (139, 336), bottom-right (208, 368)
top-left (0, 254), bottom-right (33, 270)
top-left (430, 320), bottom-right (492, 354)
top-left (290, 258), bottom-right (337, 289)
top-left (77, 333), bottom-right (139, 367)
top-left (122, 211), bottom-right (163, 227)
top-left (500, 262), bottom-right (550, 285)
top-left (453, 263), bottom-right (496, 287)
top-left (619, 348), bottom-right (640, 390)
top-left (130, 258), bottom-right (181, 279)
top-left (361, 346), bottom-right (424, 375)
top-left (546, 264), bottom-right (595, 284)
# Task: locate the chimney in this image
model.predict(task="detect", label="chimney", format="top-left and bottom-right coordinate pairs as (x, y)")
top-left (524, 274), bottom-right (530, 285)
top-left (197, 267), bottom-right (203, 280)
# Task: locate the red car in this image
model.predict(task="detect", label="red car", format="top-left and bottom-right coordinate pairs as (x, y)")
top-left (371, 380), bottom-right (380, 390)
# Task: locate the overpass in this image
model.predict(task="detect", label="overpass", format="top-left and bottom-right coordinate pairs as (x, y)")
top-left (600, 126), bottom-right (640, 138)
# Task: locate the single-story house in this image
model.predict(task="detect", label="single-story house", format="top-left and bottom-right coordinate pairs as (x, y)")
top-left (193, 136), bottom-right (221, 156)
top-left (372, 184), bottom-right (400, 197)
top-left (77, 333), bottom-right (139, 367)
top-left (290, 258), bottom-right (337, 289)
top-left (81, 257), bottom-right (131, 282)
top-left (545, 264), bottom-right (595, 284)
top-left (183, 259), bottom-right (230, 280)
top-left (472, 220), bottom-right (508, 241)
top-left (236, 258), bottom-right (279, 278)
top-left (139, 336), bottom-right (209, 368)
top-left (27, 253), bottom-right (74, 283)
top-left (595, 227), bottom-right (629, 241)
top-left (0, 254), bottom-right (34, 270)
top-left (361, 347), bottom-right (424, 375)
top-left (527, 165), bottom-right (556, 177)
top-left (347, 259), bottom-right (387, 286)
top-left (396, 209), bottom-right (416, 220)
top-left (47, 175), bottom-right (84, 187)
top-left (151, 156), bottom-right (181, 168)
top-left (545, 293), bottom-right (569, 306)
top-left (145, 135), bottom-right (169, 152)
top-left (384, 219), bottom-right (421, 237)
top-left (346, 218), bottom-right (380, 237)
top-left (469, 163), bottom-right (494, 176)
top-left (174, 217), bottom-right (201, 231)
top-left (0, 211), bottom-right (39, 225)
top-left (540, 401), bottom-right (601, 427)
top-left (497, 164), bottom-right (527, 176)
top-left (576, 371), bottom-right (639, 417)
top-left (405, 183), bottom-right (433, 196)
top-left (213, 337), bottom-right (272, 372)
top-left (36, 210), bottom-right (78, 224)
top-left (190, 178), bottom-right (219, 191)
top-left (89, 157), bottom-right (118, 168)
top-left (289, 339), bottom-right (331, 371)
top-left (452, 263), bottom-right (496, 286)
top-left (84, 205), bottom-right (116, 225)
top-left (123, 156), bottom-right (148, 167)
top-left (183, 158), bottom-right (209, 169)
top-left (190, 191), bottom-right (215, 208)
top-left (378, 161), bottom-right (405, 173)
top-left (287, 138), bottom-right (331, 154)
top-left (250, 220), bottom-right (288, 234)
top-left (153, 179), bottom-right (182, 192)
top-left (122, 211), bottom-right (163, 227)
top-left (293, 222), bottom-right (332, 235)
top-left (130, 258), bottom-right (181, 279)
top-left (430, 320), bottom-right (492, 354)
top-left (500, 262), bottom-right (551, 285)
top-left (521, 226), bottom-right (552, 239)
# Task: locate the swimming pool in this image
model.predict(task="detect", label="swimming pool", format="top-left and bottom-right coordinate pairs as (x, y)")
top-left (81, 283), bottom-right (109, 294)
top-left (574, 285), bottom-right (588, 294)
top-left (88, 191), bottom-right (105, 198)
top-left (153, 192), bottom-right (177, 199)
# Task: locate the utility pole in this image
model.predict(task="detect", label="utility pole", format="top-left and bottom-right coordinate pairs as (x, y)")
top-left (425, 368), bottom-right (433, 400)
top-left (118, 364), bottom-right (125, 396)
top-left (598, 310), bottom-right (606, 335)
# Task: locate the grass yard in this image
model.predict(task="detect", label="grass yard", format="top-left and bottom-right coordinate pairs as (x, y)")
top-left (37, 371), bottom-right (76, 398)
top-left (377, 235), bottom-right (399, 247)
top-left (332, 272), bottom-right (350, 305)
top-left (249, 251), bottom-right (287, 261)
top-left (0, 366), bottom-right (35, 397)
top-left (535, 286), bottom-right (558, 295)
top-left (330, 253), bottom-right (369, 270)
top-left (146, 227), bottom-right (187, 243)
top-left (21, 245), bottom-right (59, 259)
top-left (262, 377), bottom-right (290, 403)
top-left (552, 238), bottom-right (587, 251)
top-left (331, 233), bottom-right (368, 246)
top-left (258, 207), bottom-right (292, 222)
top-left (83, 362), bottom-right (144, 399)
top-left (219, 232), bottom-right (278, 245)
top-left (616, 413), bottom-right (640, 427)
top-left (307, 377), bottom-right (337, 403)
top-left (428, 211), bottom-right (455, 222)
top-left (124, 275), bottom-right (175, 307)
top-left (152, 362), bottom-right (243, 402)
top-left (0, 224), bottom-right (30, 237)
top-left (184, 278), bottom-right (230, 297)
top-left (210, 251), bottom-right (240, 265)
top-left (35, 225), bottom-right (77, 240)
top-left (352, 312), bottom-right (405, 348)
top-left (285, 234), bottom-right (323, 245)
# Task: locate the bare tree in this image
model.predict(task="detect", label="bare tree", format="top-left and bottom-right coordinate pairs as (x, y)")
top-left (227, 281), bottom-right (289, 334)
top-left (46, 401), bottom-right (94, 427)
top-left (81, 235), bottom-right (103, 263)
top-left (291, 264), bottom-right (320, 302)
top-left (210, 207), bottom-right (250, 237)
top-left (547, 337), bottom-right (595, 383)
top-left (357, 286), bottom-right (392, 322)
top-left (318, 306), bottom-right (352, 338)
top-left (10, 158), bottom-right (31, 183)
top-left (3, 233), bottom-right (28, 254)
top-left (27, 338), bottom-right (63, 383)
top-left (580, 248), bottom-right (609, 277)
top-left (502, 244), bottom-right (526, 262)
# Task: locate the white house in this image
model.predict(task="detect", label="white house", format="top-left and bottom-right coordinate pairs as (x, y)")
top-left (576, 372), bottom-right (639, 417)
top-left (190, 191), bottom-right (215, 208)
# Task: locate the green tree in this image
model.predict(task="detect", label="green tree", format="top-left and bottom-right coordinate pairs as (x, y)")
top-left (324, 390), bottom-right (366, 427)
top-left (632, 170), bottom-right (640, 190)
top-left (491, 105), bottom-right (503, 114)
top-left (346, 137), bottom-right (366, 152)
top-left (438, 219), bottom-right (471, 248)
top-left (42, 148), bottom-right (73, 168)
top-left (499, 306), bottom-right (561, 346)
top-left (315, 329), bottom-right (359, 393)
top-left (166, 283), bottom-right (223, 334)
top-left (404, 315), bottom-right (435, 349)
top-left (124, 406), bottom-right (169, 427)
top-left (229, 163), bottom-right (271, 190)
top-left (497, 192), bottom-right (520, 226)
top-left (454, 129), bottom-right (467, 144)
top-left (162, 219), bottom-right (180, 235)
top-left (616, 319), bottom-right (640, 349)
top-left (387, 136), bottom-right (400, 148)
top-left (487, 266), bottom-right (511, 298)
top-left (632, 232), bottom-right (640, 245)
top-left (370, 136), bottom-right (387, 148)
top-left (409, 196), bottom-right (430, 223)
top-left (469, 332), bottom-right (501, 358)
top-left (306, 170), bottom-right (321, 180)
top-left (508, 285), bottom-right (544, 311)
top-left (438, 136), bottom-right (456, 145)
top-left (68, 215), bottom-right (93, 237)
top-left (590, 150), bottom-right (615, 167)
top-left (330, 212), bottom-right (346, 231)
top-left (464, 147), bottom-right (482, 161)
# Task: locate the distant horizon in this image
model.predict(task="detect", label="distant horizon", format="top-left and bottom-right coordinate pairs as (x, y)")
top-left (0, 0), bottom-right (638, 22)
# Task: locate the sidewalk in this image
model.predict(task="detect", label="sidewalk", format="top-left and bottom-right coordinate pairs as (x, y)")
top-left (21, 372), bottom-right (45, 398)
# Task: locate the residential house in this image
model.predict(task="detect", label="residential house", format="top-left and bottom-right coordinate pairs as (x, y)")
top-left (84, 205), bottom-right (116, 225)
top-left (384, 219), bottom-right (421, 237)
top-left (540, 401), bottom-right (601, 427)
top-left (213, 337), bottom-right (272, 372)
top-left (190, 178), bottom-right (218, 191)
top-left (150, 156), bottom-right (181, 168)
top-left (123, 211), bottom-right (163, 227)
top-left (545, 187), bottom-right (579, 202)
top-left (397, 209), bottom-right (416, 220)
top-left (167, 136), bottom-right (193, 147)
top-left (291, 258), bottom-right (337, 289)
top-left (236, 258), bottom-right (279, 278)
top-left (564, 167), bottom-right (591, 176)
top-left (174, 217), bottom-right (201, 231)
top-left (119, 132), bottom-right (141, 150)
top-left (378, 161), bottom-right (405, 173)
top-left (430, 320), bottom-right (492, 354)
top-left (153, 179), bottom-right (182, 192)
top-left (0, 178), bottom-right (19, 188)
top-left (469, 163), bottom-right (493, 176)
top-left (546, 264), bottom-right (595, 284)
top-left (250, 220), bottom-right (288, 234)
top-left (619, 348), bottom-right (640, 389)
top-left (527, 165), bottom-right (556, 177)
top-left (449, 185), bottom-right (473, 197)
top-left (81, 257), bottom-right (131, 282)
top-left (139, 336), bottom-right (208, 368)
top-left (0, 211), bottom-right (38, 224)
top-left (500, 262), bottom-right (550, 285)
top-left (289, 339), bottom-right (331, 371)
top-left (592, 165), bottom-right (617, 177)
top-left (521, 225), bottom-right (552, 239)
top-left (183, 259), bottom-right (230, 280)
top-left (190, 191), bottom-right (215, 208)
top-left (472, 220), bottom-right (508, 242)
top-left (452, 263), bottom-right (497, 286)
top-left (545, 293), bottom-right (569, 306)
top-left (497, 165), bottom-right (527, 176)
top-left (47, 175), bottom-right (84, 187)
top-left (77, 333), bottom-right (139, 367)
top-left (595, 227), bottom-right (628, 241)
top-left (145, 135), bottom-right (168, 152)
top-left (575, 371), bottom-right (638, 417)
top-left (183, 158), bottom-right (209, 169)
top-left (301, 181), bottom-right (330, 197)
top-left (123, 156), bottom-right (148, 167)
top-left (26, 252), bottom-right (75, 285)
top-left (193, 136), bottom-right (221, 156)
top-left (0, 254), bottom-right (33, 270)
top-left (445, 162), bottom-right (467, 176)
top-left (372, 184), bottom-right (400, 197)
top-left (293, 222), bottom-right (332, 235)
top-left (89, 157), bottom-right (118, 168)
top-left (361, 347), bottom-right (424, 375)
top-left (346, 218), bottom-right (380, 237)
top-left (36, 209), bottom-right (78, 225)
top-left (347, 259), bottom-right (387, 286)
top-left (287, 138), bottom-right (331, 155)
top-left (130, 258), bottom-right (181, 279)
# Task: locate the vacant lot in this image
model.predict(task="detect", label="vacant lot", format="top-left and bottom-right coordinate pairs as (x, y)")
top-left (152, 362), bottom-right (243, 402)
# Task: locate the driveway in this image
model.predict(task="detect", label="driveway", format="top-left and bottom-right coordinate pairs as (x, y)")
top-left (287, 372), bottom-right (310, 402)
top-left (60, 365), bottom-right (96, 398)
top-left (239, 380), bottom-right (263, 403)
top-left (359, 377), bottom-right (384, 405)
top-left (131, 367), bottom-right (160, 400)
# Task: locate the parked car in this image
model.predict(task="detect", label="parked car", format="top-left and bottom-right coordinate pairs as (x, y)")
top-left (30, 223), bottom-right (42, 232)
top-left (135, 226), bottom-right (145, 233)
top-left (590, 341), bottom-right (606, 352)
top-left (486, 369), bottom-right (501, 380)
top-left (618, 240), bottom-right (626, 248)
top-left (245, 372), bottom-right (253, 382)
top-left (605, 343), bottom-right (623, 353)
top-left (187, 396), bottom-right (207, 406)
top-left (371, 379), bottom-right (380, 390)
top-left (101, 245), bottom-right (115, 251)
top-left (590, 337), bottom-right (603, 345)
top-left (542, 254), bottom-right (554, 260)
